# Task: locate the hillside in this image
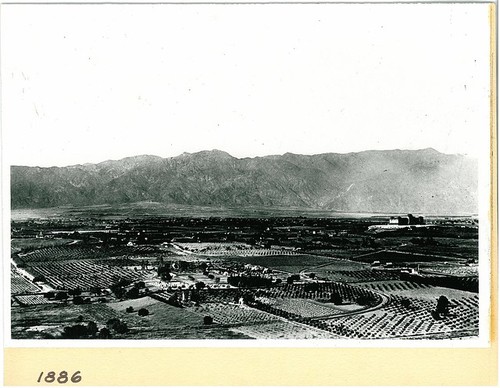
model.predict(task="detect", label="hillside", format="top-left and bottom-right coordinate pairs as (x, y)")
top-left (11, 148), bottom-right (478, 214)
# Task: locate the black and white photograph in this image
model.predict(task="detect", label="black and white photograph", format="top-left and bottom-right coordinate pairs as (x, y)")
top-left (2, 2), bottom-right (493, 343)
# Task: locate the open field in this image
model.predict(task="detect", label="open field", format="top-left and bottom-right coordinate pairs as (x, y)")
top-left (11, 303), bottom-right (124, 339)
top-left (418, 262), bottom-right (478, 276)
top-left (173, 242), bottom-right (298, 257)
top-left (11, 297), bottom-right (253, 339)
top-left (397, 242), bottom-right (478, 260)
top-left (351, 250), bottom-right (464, 264)
top-left (222, 254), bottom-right (333, 273)
top-left (14, 245), bottom-right (160, 265)
top-left (263, 298), bottom-right (344, 318)
top-left (194, 303), bottom-right (279, 325)
top-left (109, 297), bottom-right (258, 339)
top-left (11, 204), bottom-right (396, 221)
top-left (11, 238), bottom-right (75, 254)
top-left (232, 320), bottom-right (336, 339)
top-left (357, 281), bottom-right (477, 301)
top-left (320, 269), bottom-right (401, 283)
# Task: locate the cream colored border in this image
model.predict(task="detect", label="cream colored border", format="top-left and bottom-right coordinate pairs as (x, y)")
top-left (3, 2), bottom-right (497, 385)
top-left (3, 346), bottom-right (499, 386)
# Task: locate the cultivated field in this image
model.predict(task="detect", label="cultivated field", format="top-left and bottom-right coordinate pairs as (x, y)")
top-left (310, 284), bottom-right (479, 339)
top-left (15, 245), bottom-right (159, 265)
top-left (11, 238), bottom-right (75, 254)
top-left (195, 302), bottom-right (278, 325)
top-left (263, 298), bottom-right (342, 318)
top-left (11, 214), bottom-right (480, 340)
top-left (224, 254), bottom-right (333, 273)
top-left (352, 250), bottom-right (464, 264)
top-left (108, 297), bottom-right (253, 339)
top-left (14, 294), bottom-right (55, 306)
top-left (232, 320), bottom-right (336, 339)
top-left (11, 267), bottom-right (40, 294)
top-left (26, 260), bottom-right (152, 290)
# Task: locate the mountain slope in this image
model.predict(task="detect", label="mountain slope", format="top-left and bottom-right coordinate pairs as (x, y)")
top-left (11, 149), bottom-right (478, 214)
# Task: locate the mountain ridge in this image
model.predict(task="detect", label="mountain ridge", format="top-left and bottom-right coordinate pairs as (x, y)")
top-left (11, 149), bottom-right (477, 214)
top-left (11, 147), bottom-right (464, 169)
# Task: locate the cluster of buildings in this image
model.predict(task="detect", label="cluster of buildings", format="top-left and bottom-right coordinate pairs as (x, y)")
top-left (388, 214), bottom-right (425, 226)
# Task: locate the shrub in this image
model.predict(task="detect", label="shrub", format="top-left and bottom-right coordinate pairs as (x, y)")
top-left (436, 295), bottom-right (450, 316)
top-left (106, 318), bottom-right (120, 329)
top-left (304, 283), bottom-right (319, 293)
top-left (195, 282), bottom-right (206, 290)
top-left (112, 287), bottom-right (126, 299)
top-left (228, 276), bottom-right (273, 288)
top-left (98, 328), bottom-right (112, 339)
top-left (55, 292), bottom-right (68, 300)
top-left (87, 321), bottom-right (98, 336)
top-left (125, 287), bottom-right (139, 299)
top-left (105, 319), bottom-right (129, 334)
top-left (401, 298), bottom-right (411, 309)
top-left (90, 287), bottom-right (102, 296)
top-left (330, 292), bottom-right (343, 305)
top-left (203, 316), bottom-right (214, 325)
top-left (138, 308), bottom-right (149, 317)
top-left (114, 321), bottom-right (128, 334)
top-left (69, 287), bottom-right (82, 297)
top-left (356, 294), bottom-right (375, 306)
top-left (62, 324), bottom-right (87, 339)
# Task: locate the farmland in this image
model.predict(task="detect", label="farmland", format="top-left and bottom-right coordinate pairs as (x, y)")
top-left (10, 213), bottom-right (480, 340)
top-left (26, 260), bottom-right (152, 290)
top-left (11, 267), bottom-right (40, 294)
top-left (11, 237), bottom-right (75, 254)
top-left (224, 254), bottom-right (333, 273)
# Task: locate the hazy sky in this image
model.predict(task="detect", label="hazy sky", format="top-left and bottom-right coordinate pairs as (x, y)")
top-left (2, 3), bottom-right (491, 167)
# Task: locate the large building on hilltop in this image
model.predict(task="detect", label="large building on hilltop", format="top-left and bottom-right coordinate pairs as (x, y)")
top-left (389, 214), bottom-right (425, 226)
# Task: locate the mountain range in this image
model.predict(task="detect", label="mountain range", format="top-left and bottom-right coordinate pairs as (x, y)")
top-left (11, 148), bottom-right (478, 215)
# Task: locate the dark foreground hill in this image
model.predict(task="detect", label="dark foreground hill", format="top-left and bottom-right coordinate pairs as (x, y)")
top-left (11, 148), bottom-right (477, 214)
